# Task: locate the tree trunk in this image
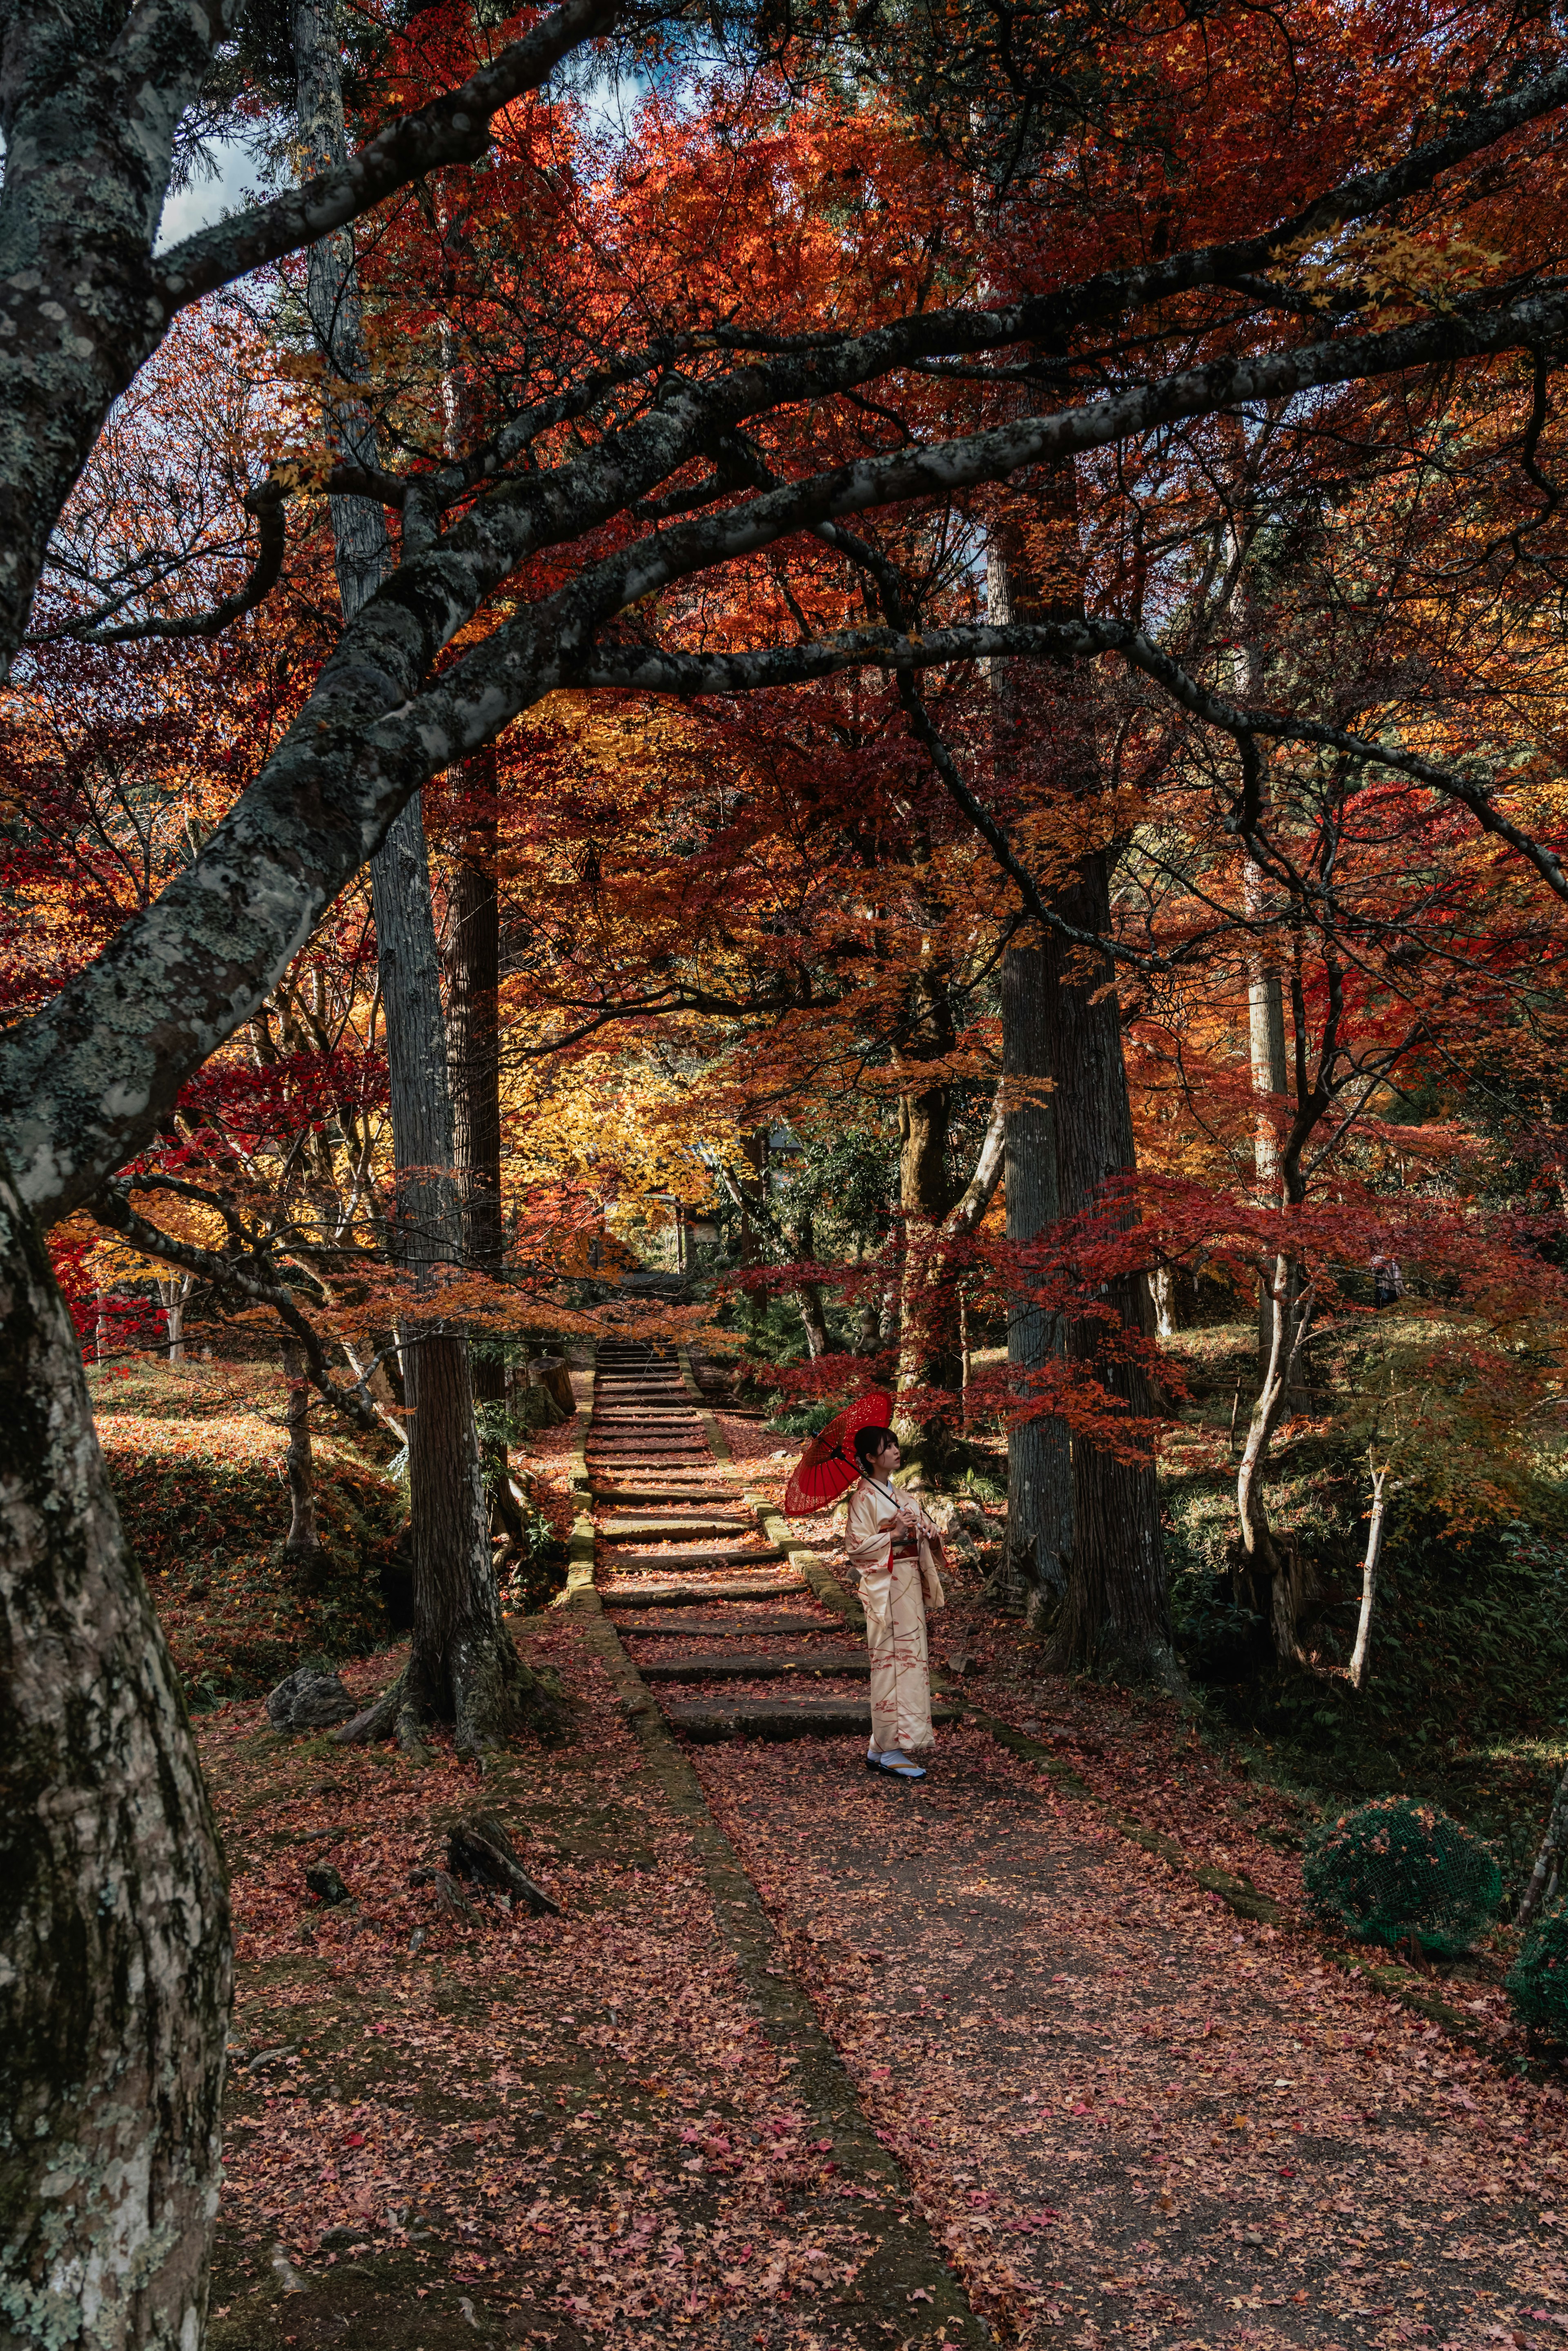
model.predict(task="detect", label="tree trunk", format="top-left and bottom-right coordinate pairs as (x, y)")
top-left (0, 1150), bottom-right (231, 2351)
top-left (294, 0), bottom-right (535, 1750)
top-left (446, 747), bottom-right (522, 1539)
top-left (448, 749), bottom-right (504, 1280)
top-left (991, 494), bottom-right (1173, 1683)
top-left (893, 951), bottom-right (960, 1449)
top-left (348, 786), bottom-right (534, 1750)
top-left (1148, 1262), bottom-right (1185, 1337)
top-left (997, 937), bottom-right (1073, 1620)
top-left (281, 1336), bottom-right (320, 1576)
top-left (1348, 1458), bottom-right (1389, 1691)
top-left (789, 1210), bottom-right (835, 1358)
top-left (159, 1269), bottom-right (192, 1362)
top-left (1518, 1758), bottom-right (1568, 1931)
top-left (1246, 861), bottom-right (1292, 1383)
top-left (1235, 1253), bottom-right (1316, 1660)
top-left (1042, 842), bottom-right (1177, 1689)
top-left (1228, 502), bottom-right (1294, 1389)
top-left (399, 1330), bottom-right (519, 1752)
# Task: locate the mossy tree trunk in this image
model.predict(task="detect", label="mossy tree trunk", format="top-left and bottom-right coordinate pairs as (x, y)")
top-left (992, 486), bottom-right (1175, 1687)
top-left (0, 1150), bottom-right (231, 2351)
top-left (294, 0), bottom-right (538, 1752)
top-left (997, 935), bottom-right (1073, 1620)
top-left (447, 746), bottom-right (523, 1541)
top-left (1041, 834), bottom-right (1178, 1690)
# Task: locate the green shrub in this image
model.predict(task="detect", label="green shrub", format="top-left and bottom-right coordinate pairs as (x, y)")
top-left (1507, 1902), bottom-right (1568, 2033)
top-left (764, 1397), bottom-right (842, 1440)
top-left (1303, 1795), bottom-right (1501, 1954)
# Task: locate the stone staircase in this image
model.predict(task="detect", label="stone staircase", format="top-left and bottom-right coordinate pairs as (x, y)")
top-left (587, 1342), bottom-right (958, 1744)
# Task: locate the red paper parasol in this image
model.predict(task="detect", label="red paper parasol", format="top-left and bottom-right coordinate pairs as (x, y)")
top-left (783, 1391), bottom-right (893, 1517)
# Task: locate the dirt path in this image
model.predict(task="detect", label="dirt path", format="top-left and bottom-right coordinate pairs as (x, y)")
top-left (202, 1618), bottom-right (971, 2351)
top-left (201, 1353), bottom-right (1568, 2351)
top-left (692, 1724), bottom-right (1568, 2351)
top-left (201, 1349), bottom-right (982, 2351)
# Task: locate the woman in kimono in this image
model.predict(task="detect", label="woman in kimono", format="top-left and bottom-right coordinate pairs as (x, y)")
top-left (843, 1424), bottom-right (943, 1779)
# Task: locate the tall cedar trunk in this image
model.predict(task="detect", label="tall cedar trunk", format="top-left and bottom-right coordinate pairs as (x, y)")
top-left (293, 0), bottom-right (526, 1748)
top-left (1042, 844), bottom-right (1178, 1687)
top-left (281, 1336), bottom-right (319, 1574)
top-left (1224, 472), bottom-right (1298, 1397)
top-left (356, 769), bottom-right (522, 1749)
top-left (446, 747), bottom-right (520, 1536)
top-left (1247, 929), bottom-right (1294, 1386)
top-left (990, 546), bottom-right (1073, 1618)
top-left (449, 752), bottom-right (504, 1279)
top-left (0, 1150), bottom-right (231, 2351)
top-left (893, 945), bottom-right (960, 1451)
top-left (997, 938), bottom-right (1073, 1617)
top-left (993, 481), bottom-right (1174, 1684)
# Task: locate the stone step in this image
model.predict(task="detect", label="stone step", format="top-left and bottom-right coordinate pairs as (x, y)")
top-left (588, 1420), bottom-right (705, 1439)
top-left (588, 1448), bottom-right (710, 1467)
top-left (663, 1696), bottom-right (960, 1741)
top-left (615, 1614), bottom-right (829, 1637)
top-left (590, 1487), bottom-right (748, 1507)
top-left (585, 1448), bottom-right (715, 1467)
top-left (593, 1471), bottom-right (734, 1483)
top-left (586, 1447), bottom-right (713, 1460)
top-left (601, 1577), bottom-right (808, 1607)
top-left (598, 1513), bottom-right (753, 1535)
top-left (595, 1420), bottom-right (700, 1430)
top-left (638, 1650), bottom-right (869, 1682)
top-left (603, 1546), bottom-right (783, 1571)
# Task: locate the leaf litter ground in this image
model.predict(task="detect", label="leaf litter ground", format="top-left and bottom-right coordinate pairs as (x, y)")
top-left (200, 1411), bottom-right (1568, 2350)
top-left (692, 1725), bottom-right (1568, 2351)
top-left (202, 1621), bottom-right (956, 2351)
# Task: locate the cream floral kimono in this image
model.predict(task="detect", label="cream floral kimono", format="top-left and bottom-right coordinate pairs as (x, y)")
top-left (844, 1477), bottom-right (945, 1758)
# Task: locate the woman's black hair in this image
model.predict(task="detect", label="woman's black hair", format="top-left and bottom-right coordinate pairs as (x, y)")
top-left (853, 1424), bottom-right (896, 1475)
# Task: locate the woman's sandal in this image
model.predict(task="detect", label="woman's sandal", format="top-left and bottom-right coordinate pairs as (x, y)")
top-left (874, 1751), bottom-right (927, 1780)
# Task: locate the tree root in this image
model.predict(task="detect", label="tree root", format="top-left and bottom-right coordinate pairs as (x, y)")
top-left (1046, 1618), bottom-right (1187, 1696)
top-left (334, 1636), bottom-right (563, 1761)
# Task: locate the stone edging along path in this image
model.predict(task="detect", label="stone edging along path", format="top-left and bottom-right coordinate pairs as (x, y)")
top-left (556, 1346), bottom-right (993, 2346)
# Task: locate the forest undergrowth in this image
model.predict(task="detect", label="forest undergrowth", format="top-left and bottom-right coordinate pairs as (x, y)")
top-left (1149, 1320), bottom-right (1568, 1885)
top-left (97, 1361), bottom-right (579, 1705)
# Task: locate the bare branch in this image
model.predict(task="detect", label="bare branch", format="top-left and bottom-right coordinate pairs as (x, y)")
top-left (89, 1184), bottom-right (384, 1435)
top-left (581, 616), bottom-right (1568, 905)
top-left (29, 483), bottom-right (288, 647)
top-left (154, 0), bottom-right (624, 311)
